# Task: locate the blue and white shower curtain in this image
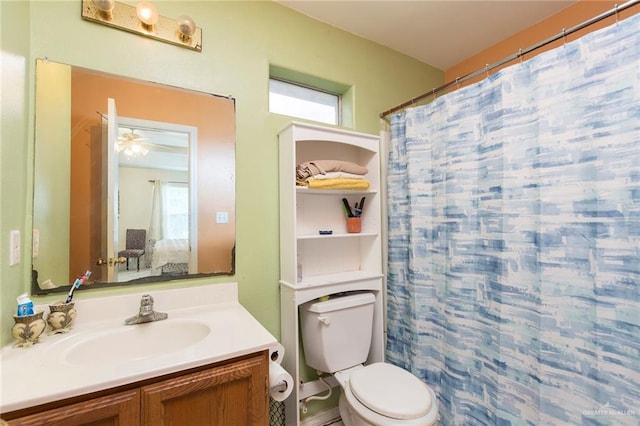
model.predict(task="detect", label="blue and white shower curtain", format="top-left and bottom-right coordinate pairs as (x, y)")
top-left (386, 13), bottom-right (639, 426)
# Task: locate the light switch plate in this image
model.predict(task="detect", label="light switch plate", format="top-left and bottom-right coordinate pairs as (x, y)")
top-left (216, 212), bottom-right (229, 224)
top-left (10, 230), bottom-right (20, 266)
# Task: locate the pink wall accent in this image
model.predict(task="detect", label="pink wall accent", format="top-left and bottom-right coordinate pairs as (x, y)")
top-left (446, 1), bottom-right (638, 86)
top-left (70, 69), bottom-right (235, 281)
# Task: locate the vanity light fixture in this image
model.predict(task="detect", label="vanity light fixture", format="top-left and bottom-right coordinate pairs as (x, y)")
top-left (136, 1), bottom-right (159, 29)
top-left (177, 15), bottom-right (197, 42)
top-left (82, 0), bottom-right (202, 52)
top-left (91, 0), bottom-right (115, 20)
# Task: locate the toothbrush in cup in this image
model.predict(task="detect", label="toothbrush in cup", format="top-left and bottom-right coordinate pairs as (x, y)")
top-left (65, 270), bottom-right (92, 303)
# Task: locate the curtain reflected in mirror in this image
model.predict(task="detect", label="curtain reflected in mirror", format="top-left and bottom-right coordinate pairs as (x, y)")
top-left (32, 59), bottom-right (235, 294)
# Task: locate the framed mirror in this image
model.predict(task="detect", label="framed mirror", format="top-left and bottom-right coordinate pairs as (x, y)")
top-left (32, 59), bottom-right (236, 294)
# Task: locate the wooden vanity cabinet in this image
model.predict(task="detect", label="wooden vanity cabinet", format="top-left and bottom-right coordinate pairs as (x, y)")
top-left (2, 351), bottom-right (269, 426)
top-left (3, 389), bottom-right (140, 426)
top-left (141, 351), bottom-right (269, 425)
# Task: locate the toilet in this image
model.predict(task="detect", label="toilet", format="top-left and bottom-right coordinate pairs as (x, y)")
top-left (300, 292), bottom-right (438, 426)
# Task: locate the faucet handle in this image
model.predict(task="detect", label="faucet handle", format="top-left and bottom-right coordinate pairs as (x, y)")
top-left (124, 294), bottom-right (167, 325)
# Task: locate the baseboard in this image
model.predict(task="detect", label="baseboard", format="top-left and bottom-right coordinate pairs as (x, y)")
top-left (300, 407), bottom-right (342, 426)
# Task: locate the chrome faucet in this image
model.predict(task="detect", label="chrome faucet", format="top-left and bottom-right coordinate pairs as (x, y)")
top-left (124, 294), bottom-right (168, 325)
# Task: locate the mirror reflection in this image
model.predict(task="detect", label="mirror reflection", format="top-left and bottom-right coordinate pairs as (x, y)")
top-left (32, 59), bottom-right (236, 294)
top-left (115, 120), bottom-right (194, 283)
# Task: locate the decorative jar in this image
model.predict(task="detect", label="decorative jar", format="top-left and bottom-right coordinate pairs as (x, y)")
top-left (47, 301), bottom-right (77, 334)
top-left (12, 311), bottom-right (46, 348)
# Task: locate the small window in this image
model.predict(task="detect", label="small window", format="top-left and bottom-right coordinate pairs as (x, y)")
top-left (269, 78), bottom-right (340, 125)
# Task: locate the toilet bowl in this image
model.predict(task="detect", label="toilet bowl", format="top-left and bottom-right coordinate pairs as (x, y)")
top-left (335, 363), bottom-right (438, 426)
top-left (299, 293), bottom-right (438, 425)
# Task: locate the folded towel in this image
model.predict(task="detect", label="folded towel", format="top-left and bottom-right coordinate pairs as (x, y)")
top-left (306, 178), bottom-right (370, 190)
top-left (297, 172), bottom-right (366, 186)
top-left (296, 160), bottom-right (368, 180)
top-left (310, 171), bottom-right (366, 180)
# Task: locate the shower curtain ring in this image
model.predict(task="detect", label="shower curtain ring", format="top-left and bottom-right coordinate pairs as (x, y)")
top-left (562, 28), bottom-right (567, 45)
top-left (518, 48), bottom-right (524, 64)
top-left (614, 4), bottom-right (619, 23)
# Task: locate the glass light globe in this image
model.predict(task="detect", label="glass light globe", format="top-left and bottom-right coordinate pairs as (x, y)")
top-left (177, 15), bottom-right (196, 38)
top-left (136, 2), bottom-right (159, 26)
top-left (92, 0), bottom-right (115, 12)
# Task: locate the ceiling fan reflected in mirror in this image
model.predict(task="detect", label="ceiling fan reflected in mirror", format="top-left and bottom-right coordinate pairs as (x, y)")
top-left (116, 125), bottom-right (190, 170)
top-left (117, 128), bottom-right (150, 158)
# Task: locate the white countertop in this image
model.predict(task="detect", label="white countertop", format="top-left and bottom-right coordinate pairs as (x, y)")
top-left (0, 282), bottom-right (278, 414)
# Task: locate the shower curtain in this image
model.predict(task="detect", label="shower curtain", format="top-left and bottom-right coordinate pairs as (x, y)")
top-left (386, 13), bottom-right (639, 426)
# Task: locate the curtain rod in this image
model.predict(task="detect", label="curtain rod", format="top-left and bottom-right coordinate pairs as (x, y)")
top-left (148, 179), bottom-right (187, 184)
top-left (380, 0), bottom-right (639, 119)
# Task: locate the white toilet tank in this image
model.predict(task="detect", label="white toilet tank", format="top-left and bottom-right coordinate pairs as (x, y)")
top-left (300, 292), bottom-right (376, 373)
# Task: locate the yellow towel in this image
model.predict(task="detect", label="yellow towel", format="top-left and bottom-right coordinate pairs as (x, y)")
top-left (306, 178), bottom-right (370, 190)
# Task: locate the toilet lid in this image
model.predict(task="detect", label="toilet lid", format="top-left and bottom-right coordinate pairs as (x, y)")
top-left (349, 363), bottom-right (432, 420)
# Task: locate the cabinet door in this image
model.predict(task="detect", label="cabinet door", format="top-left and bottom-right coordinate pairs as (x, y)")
top-left (5, 389), bottom-right (140, 426)
top-left (141, 352), bottom-right (269, 426)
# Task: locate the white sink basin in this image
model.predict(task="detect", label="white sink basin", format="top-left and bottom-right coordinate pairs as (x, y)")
top-left (51, 320), bottom-right (211, 366)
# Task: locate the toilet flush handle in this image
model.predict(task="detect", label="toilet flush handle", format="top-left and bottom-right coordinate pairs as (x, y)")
top-left (317, 315), bottom-right (331, 325)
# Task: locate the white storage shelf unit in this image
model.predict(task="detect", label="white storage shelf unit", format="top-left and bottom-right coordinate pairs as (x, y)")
top-left (278, 122), bottom-right (384, 426)
top-left (279, 125), bottom-right (382, 288)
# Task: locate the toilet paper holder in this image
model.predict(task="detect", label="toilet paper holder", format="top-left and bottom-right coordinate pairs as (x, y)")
top-left (269, 345), bottom-right (288, 392)
top-left (268, 343), bottom-right (293, 401)
top-left (270, 380), bottom-right (288, 393)
top-left (270, 347), bottom-right (288, 391)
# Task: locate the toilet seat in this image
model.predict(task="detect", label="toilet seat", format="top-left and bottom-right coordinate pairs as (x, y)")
top-left (349, 363), bottom-right (432, 419)
top-left (339, 363), bottom-right (438, 425)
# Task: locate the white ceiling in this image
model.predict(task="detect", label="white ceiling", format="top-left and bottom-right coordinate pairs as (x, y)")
top-left (118, 127), bottom-right (188, 171)
top-left (277, 0), bottom-right (576, 70)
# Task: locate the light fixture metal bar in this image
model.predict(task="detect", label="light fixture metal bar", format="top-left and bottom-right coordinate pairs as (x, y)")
top-left (81, 0), bottom-right (202, 52)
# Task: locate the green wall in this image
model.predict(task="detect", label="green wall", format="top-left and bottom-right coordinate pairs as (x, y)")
top-left (1, 0), bottom-right (32, 346)
top-left (0, 0), bottom-right (443, 346)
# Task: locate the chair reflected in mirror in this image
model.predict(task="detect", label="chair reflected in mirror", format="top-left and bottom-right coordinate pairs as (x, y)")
top-left (119, 229), bottom-right (146, 271)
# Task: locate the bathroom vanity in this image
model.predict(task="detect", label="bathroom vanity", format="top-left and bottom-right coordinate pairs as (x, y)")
top-left (3, 352), bottom-right (268, 425)
top-left (0, 283), bottom-right (277, 425)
